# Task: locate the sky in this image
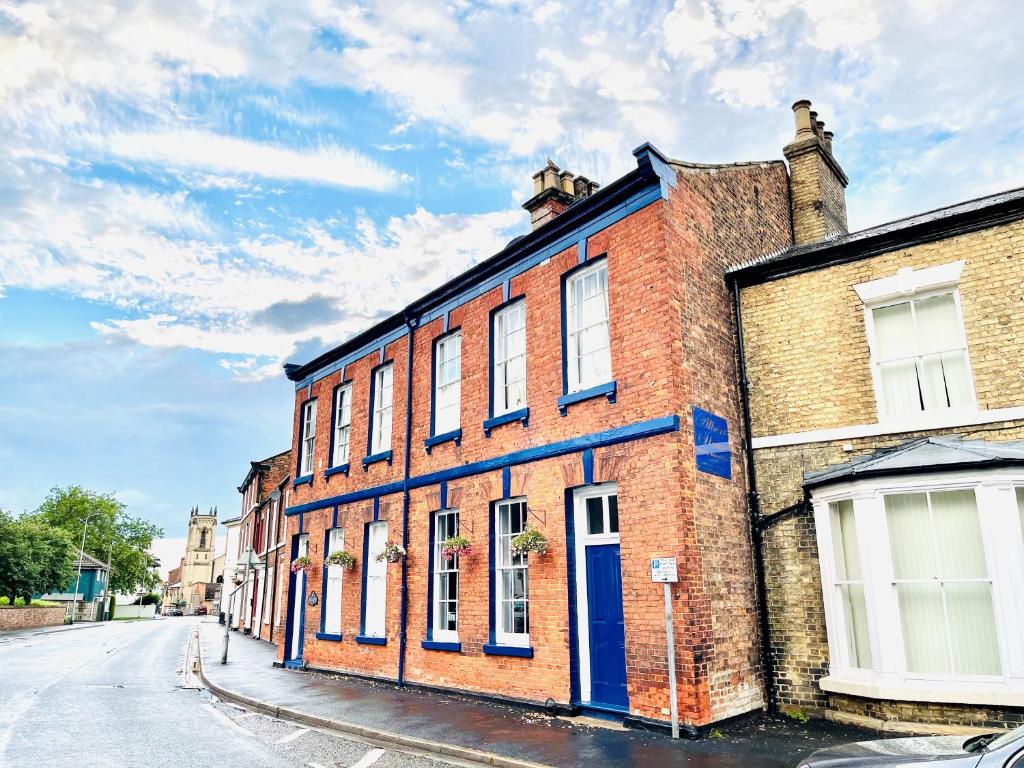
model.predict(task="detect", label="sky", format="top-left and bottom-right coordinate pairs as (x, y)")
top-left (1, 0), bottom-right (1021, 558)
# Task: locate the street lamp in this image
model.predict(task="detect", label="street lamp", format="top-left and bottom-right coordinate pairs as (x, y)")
top-left (68, 512), bottom-right (100, 625)
top-left (221, 547), bottom-right (263, 664)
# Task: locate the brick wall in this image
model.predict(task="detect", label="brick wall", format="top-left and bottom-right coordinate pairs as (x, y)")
top-left (740, 219), bottom-right (1024, 439)
top-left (0, 605), bottom-right (66, 630)
top-left (277, 153), bottom-right (796, 727)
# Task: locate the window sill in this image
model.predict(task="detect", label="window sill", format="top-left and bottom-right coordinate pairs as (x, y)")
top-left (483, 408), bottom-right (529, 436)
top-left (315, 632), bottom-right (343, 642)
top-left (355, 635), bottom-right (387, 646)
top-left (557, 381), bottom-right (617, 415)
top-left (293, 475), bottom-right (313, 488)
top-left (324, 463), bottom-right (350, 480)
top-left (482, 643), bottom-right (533, 658)
top-left (421, 640), bottom-right (461, 652)
top-left (424, 429), bottom-right (462, 454)
top-left (819, 675), bottom-right (1024, 707)
top-left (362, 451), bottom-right (393, 470)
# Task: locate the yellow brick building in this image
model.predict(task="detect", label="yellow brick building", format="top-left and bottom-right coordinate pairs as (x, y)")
top-left (730, 161), bottom-right (1024, 732)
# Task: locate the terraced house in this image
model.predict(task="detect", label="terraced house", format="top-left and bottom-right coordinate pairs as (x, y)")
top-left (276, 99), bottom-right (1024, 733)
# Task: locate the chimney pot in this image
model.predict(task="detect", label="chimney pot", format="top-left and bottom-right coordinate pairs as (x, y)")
top-left (559, 170), bottom-right (575, 195)
top-left (792, 99), bottom-right (814, 140)
top-left (823, 130), bottom-right (834, 153)
top-left (815, 119), bottom-right (826, 140)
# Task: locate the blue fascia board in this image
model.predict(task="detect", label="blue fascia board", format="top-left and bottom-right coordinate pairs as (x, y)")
top-left (482, 644), bottom-right (534, 658)
top-left (289, 167), bottom-right (667, 391)
top-left (424, 428), bottom-right (462, 454)
top-left (557, 381), bottom-right (617, 415)
top-left (355, 635), bottom-right (387, 646)
top-left (324, 463), bottom-right (350, 480)
top-left (293, 474), bottom-right (313, 488)
top-left (285, 414), bottom-right (680, 516)
top-left (421, 640), bottom-right (462, 652)
top-left (315, 632), bottom-right (343, 642)
top-left (483, 408), bottom-right (529, 437)
top-left (362, 450), bottom-right (393, 469)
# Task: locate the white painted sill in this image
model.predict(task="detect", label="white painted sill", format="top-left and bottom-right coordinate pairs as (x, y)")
top-left (819, 675), bottom-right (1024, 707)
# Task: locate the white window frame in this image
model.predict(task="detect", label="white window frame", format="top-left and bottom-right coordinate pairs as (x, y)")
top-left (565, 259), bottom-right (612, 393)
top-left (324, 527), bottom-right (344, 635)
top-left (572, 483), bottom-right (619, 703)
top-left (858, 262), bottom-right (977, 424)
top-left (364, 522), bottom-right (388, 638)
top-left (433, 332), bottom-right (462, 435)
top-left (432, 509), bottom-right (459, 643)
top-left (333, 384), bottom-right (352, 467)
top-left (494, 498), bottom-right (530, 648)
top-left (812, 469), bottom-right (1024, 706)
top-left (299, 399), bottom-right (317, 477)
top-left (493, 300), bottom-right (527, 416)
top-left (370, 364), bottom-right (393, 455)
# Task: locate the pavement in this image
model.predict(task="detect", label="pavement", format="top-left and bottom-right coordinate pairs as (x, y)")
top-left (199, 620), bottom-right (881, 768)
top-left (0, 617), bottom-right (467, 768)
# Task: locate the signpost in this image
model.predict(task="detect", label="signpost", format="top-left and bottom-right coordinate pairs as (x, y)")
top-left (651, 557), bottom-right (680, 739)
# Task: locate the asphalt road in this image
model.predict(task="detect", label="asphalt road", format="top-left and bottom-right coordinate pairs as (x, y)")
top-left (0, 618), bottom-right (466, 768)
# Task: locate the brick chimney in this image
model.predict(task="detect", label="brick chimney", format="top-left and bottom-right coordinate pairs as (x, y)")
top-left (784, 100), bottom-right (849, 245)
top-left (522, 159), bottom-right (599, 231)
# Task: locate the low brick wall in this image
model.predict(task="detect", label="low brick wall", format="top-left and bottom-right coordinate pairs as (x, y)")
top-left (0, 605), bottom-right (66, 631)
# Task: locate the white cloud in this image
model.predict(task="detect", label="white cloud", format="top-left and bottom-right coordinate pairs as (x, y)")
top-left (711, 65), bottom-right (784, 109)
top-left (104, 130), bottom-right (401, 192)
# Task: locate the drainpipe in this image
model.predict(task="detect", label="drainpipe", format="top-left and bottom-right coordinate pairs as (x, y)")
top-left (397, 311), bottom-right (417, 685)
top-left (731, 278), bottom-right (777, 716)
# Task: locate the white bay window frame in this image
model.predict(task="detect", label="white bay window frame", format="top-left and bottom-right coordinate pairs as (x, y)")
top-left (812, 469), bottom-right (1024, 706)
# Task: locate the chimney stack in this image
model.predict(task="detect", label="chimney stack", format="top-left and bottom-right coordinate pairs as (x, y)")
top-left (522, 159), bottom-right (600, 231)
top-left (783, 99), bottom-right (849, 245)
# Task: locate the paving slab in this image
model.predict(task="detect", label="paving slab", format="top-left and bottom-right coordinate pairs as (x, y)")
top-left (198, 621), bottom-right (879, 768)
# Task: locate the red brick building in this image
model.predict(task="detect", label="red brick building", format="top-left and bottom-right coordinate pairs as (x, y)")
top-left (276, 135), bottom-right (795, 731)
top-left (235, 449), bottom-right (292, 645)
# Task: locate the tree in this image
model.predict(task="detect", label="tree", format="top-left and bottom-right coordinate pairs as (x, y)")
top-left (0, 511), bottom-right (76, 605)
top-left (30, 487), bottom-right (164, 595)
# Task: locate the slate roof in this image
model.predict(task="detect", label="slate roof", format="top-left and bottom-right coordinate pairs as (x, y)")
top-left (728, 186), bottom-right (1024, 282)
top-left (74, 551), bottom-right (108, 570)
top-left (805, 436), bottom-right (1024, 488)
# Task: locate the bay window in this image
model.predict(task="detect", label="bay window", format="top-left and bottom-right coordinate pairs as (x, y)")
top-left (565, 260), bottom-right (611, 393)
top-left (814, 470), bottom-right (1024, 704)
top-left (299, 399), bottom-right (316, 477)
top-left (433, 332), bottom-right (462, 435)
top-left (333, 384), bottom-right (351, 467)
top-left (493, 301), bottom-right (527, 416)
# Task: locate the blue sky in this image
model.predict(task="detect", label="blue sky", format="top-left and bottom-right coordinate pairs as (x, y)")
top-left (1, 0), bottom-right (1021, 563)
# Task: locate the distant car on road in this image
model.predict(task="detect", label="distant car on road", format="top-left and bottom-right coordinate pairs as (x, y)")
top-left (798, 725), bottom-right (1024, 767)
top-left (195, 606), bottom-right (208, 616)
top-left (167, 608), bottom-right (183, 616)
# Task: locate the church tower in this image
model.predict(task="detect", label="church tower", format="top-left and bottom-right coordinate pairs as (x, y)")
top-left (181, 506), bottom-right (220, 595)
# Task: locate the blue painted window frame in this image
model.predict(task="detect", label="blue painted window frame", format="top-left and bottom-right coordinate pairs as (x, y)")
top-left (294, 397), bottom-right (317, 486)
top-left (366, 360), bottom-right (394, 464)
top-left (327, 381), bottom-right (353, 478)
top-left (429, 328), bottom-right (462, 443)
top-left (486, 296), bottom-right (529, 436)
top-left (559, 255), bottom-right (615, 414)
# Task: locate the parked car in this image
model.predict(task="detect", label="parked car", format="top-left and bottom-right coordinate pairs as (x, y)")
top-left (195, 606), bottom-right (208, 616)
top-left (168, 608), bottom-right (183, 616)
top-left (798, 725), bottom-right (1024, 767)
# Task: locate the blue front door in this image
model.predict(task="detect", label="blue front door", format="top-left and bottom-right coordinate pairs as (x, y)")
top-left (585, 543), bottom-right (628, 710)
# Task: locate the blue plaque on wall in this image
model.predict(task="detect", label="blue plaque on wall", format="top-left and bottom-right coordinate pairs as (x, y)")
top-left (693, 407), bottom-right (731, 479)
